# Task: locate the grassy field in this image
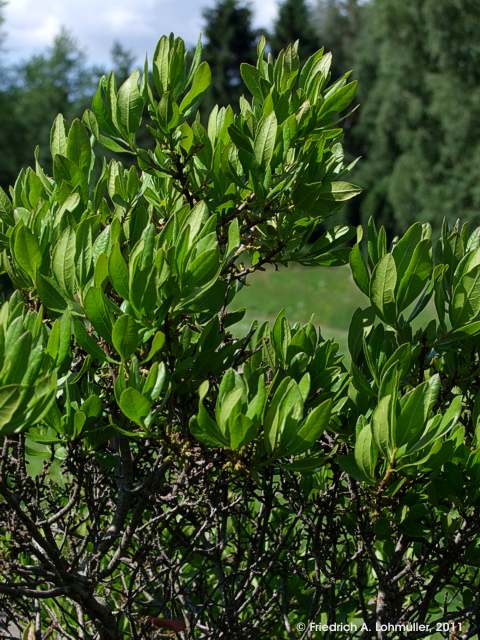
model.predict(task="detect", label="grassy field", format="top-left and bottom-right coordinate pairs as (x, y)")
top-left (231, 264), bottom-right (368, 354)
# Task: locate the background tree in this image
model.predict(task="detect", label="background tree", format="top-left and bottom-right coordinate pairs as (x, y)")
top-left (314, 0), bottom-right (364, 79)
top-left (202, 0), bottom-right (258, 109)
top-left (352, 0), bottom-right (480, 233)
top-left (270, 0), bottom-right (318, 59)
top-left (110, 41), bottom-right (136, 85)
top-left (0, 29), bottom-right (100, 187)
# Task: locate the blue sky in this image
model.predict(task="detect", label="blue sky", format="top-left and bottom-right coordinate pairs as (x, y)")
top-left (3, 0), bottom-right (278, 65)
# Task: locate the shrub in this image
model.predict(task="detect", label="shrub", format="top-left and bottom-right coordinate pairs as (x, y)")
top-left (0, 34), bottom-right (479, 639)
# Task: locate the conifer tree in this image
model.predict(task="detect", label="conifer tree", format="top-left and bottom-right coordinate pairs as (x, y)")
top-left (271, 0), bottom-right (318, 58)
top-left (353, 0), bottom-right (480, 232)
top-left (202, 0), bottom-right (258, 108)
top-left (315, 0), bottom-right (363, 78)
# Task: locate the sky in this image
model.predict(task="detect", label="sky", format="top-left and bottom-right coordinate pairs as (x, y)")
top-left (3, 0), bottom-right (279, 65)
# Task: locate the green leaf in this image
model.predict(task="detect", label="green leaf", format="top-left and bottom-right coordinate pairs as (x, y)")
top-left (75, 218), bottom-right (94, 286)
top-left (240, 63), bottom-right (264, 102)
top-left (378, 360), bottom-right (400, 401)
top-left (82, 394), bottom-right (102, 418)
top-left (246, 375), bottom-right (266, 423)
top-left (36, 275), bottom-right (68, 313)
top-left (83, 287), bottom-right (113, 342)
top-left (397, 375), bottom-right (440, 448)
top-left (13, 225), bottom-right (42, 281)
top-left (143, 331), bottom-right (166, 362)
top-left (109, 243), bottom-right (129, 299)
top-left (229, 415), bottom-right (256, 450)
top-left (254, 111), bottom-right (277, 167)
top-left (119, 387), bottom-right (151, 426)
top-left (47, 310), bottom-right (71, 366)
top-left (66, 119), bottom-right (92, 172)
top-left (190, 380), bottom-right (229, 448)
top-left (445, 320), bottom-right (480, 342)
top-left (318, 181), bottom-right (362, 202)
top-left (143, 361), bottom-right (166, 400)
top-left (395, 239), bottom-right (433, 312)
top-left (112, 314), bottom-right (140, 360)
top-left (0, 186), bottom-right (14, 226)
top-left (272, 310), bottom-right (291, 363)
top-left (392, 223), bottom-right (423, 281)
top-left (3, 331), bottom-right (32, 385)
top-left (153, 35), bottom-right (171, 94)
top-left (349, 244), bottom-right (369, 296)
top-left (180, 61), bottom-right (212, 112)
top-left (288, 398), bottom-right (332, 455)
top-left (52, 227), bottom-right (76, 295)
top-left (372, 395), bottom-right (394, 459)
top-left (403, 396), bottom-right (462, 459)
top-left (354, 424), bottom-right (377, 483)
top-left (0, 385), bottom-right (22, 432)
top-left (50, 114), bottom-right (67, 158)
top-left (348, 306), bottom-right (375, 363)
top-left (318, 80), bottom-right (357, 120)
top-left (226, 218), bottom-right (240, 261)
top-left (190, 414), bottom-right (227, 448)
top-left (450, 265), bottom-right (480, 327)
top-left (188, 247), bottom-right (220, 288)
top-left (281, 454), bottom-right (327, 474)
top-left (73, 319), bottom-right (107, 363)
top-left (117, 70), bottom-right (144, 133)
top-left (370, 253), bottom-right (397, 325)
top-left (264, 377), bottom-right (304, 455)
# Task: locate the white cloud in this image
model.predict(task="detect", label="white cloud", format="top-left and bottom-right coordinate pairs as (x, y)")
top-left (253, 0), bottom-right (278, 27)
top-left (3, 0), bottom-right (278, 65)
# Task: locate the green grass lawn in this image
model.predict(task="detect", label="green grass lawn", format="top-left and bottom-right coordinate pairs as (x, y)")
top-left (231, 264), bottom-right (368, 354)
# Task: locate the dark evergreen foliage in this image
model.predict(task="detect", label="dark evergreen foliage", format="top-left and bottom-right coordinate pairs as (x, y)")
top-left (271, 0), bottom-right (318, 59)
top-left (202, 0), bottom-right (258, 108)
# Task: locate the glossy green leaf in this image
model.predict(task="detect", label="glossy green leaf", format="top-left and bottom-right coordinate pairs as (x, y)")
top-left (73, 319), bottom-right (108, 363)
top-left (46, 310), bottom-right (71, 366)
top-left (50, 114), bottom-right (67, 158)
top-left (318, 181), bottom-right (362, 202)
top-left (370, 253), bottom-right (397, 324)
top-left (397, 375), bottom-right (440, 447)
top-left (180, 61), bottom-right (211, 112)
top-left (318, 80), bottom-right (357, 119)
top-left (372, 394), bottom-right (393, 459)
top-left (36, 275), bottom-right (68, 313)
top-left (0, 385), bottom-right (22, 432)
top-left (450, 265), bottom-right (480, 327)
top-left (288, 398), bottom-right (332, 455)
top-left (354, 424), bottom-right (377, 483)
top-left (143, 361), bottom-right (166, 400)
top-left (13, 225), bottom-right (42, 281)
top-left (240, 63), bottom-right (264, 102)
top-left (119, 387), bottom-right (151, 426)
top-left (349, 244), bottom-right (369, 296)
top-left (109, 243), bottom-right (129, 300)
top-left (83, 287), bottom-right (113, 342)
top-left (190, 380), bottom-right (229, 447)
top-left (254, 111), bottom-right (277, 167)
top-left (117, 70), bottom-right (144, 134)
top-left (395, 239), bottom-right (433, 312)
top-left (112, 314), bottom-right (140, 360)
top-left (67, 119), bottom-right (92, 171)
top-left (52, 227), bottom-right (76, 295)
